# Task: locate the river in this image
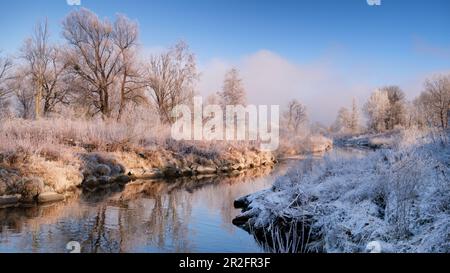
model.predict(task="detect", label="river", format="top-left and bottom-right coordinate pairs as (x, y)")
top-left (0, 148), bottom-right (367, 253)
top-left (0, 163), bottom-right (297, 253)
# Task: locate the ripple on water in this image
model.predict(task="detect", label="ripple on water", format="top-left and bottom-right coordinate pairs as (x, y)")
top-left (0, 157), bottom-right (329, 253)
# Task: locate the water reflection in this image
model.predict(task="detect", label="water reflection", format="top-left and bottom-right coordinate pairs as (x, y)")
top-left (0, 164), bottom-right (294, 253)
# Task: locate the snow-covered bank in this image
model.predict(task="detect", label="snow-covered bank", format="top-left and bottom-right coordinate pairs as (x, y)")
top-left (233, 130), bottom-right (450, 253)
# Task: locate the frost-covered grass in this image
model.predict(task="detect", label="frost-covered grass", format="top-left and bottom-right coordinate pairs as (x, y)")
top-left (0, 117), bottom-right (262, 160)
top-left (0, 117), bottom-right (169, 154)
top-left (0, 117), bottom-right (277, 196)
top-left (240, 129), bottom-right (450, 253)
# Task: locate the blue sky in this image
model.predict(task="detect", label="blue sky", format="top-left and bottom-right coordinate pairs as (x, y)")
top-left (0, 0), bottom-right (449, 123)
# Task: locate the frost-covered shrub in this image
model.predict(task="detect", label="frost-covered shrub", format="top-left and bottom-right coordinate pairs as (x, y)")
top-left (242, 129), bottom-right (450, 253)
top-left (383, 148), bottom-right (425, 238)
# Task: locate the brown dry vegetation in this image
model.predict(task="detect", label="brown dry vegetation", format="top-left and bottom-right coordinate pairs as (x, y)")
top-left (0, 118), bottom-right (279, 201)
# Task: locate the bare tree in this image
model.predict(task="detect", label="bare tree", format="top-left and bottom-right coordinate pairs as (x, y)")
top-left (146, 41), bottom-right (198, 124)
top-left (350, 98), bottom-right (360, 133)
top-left (0, 53), bottom-right (13, 115)
top-left (363, 86), bottom-right (407, 132)
top-left (333, 99), bottom-right (360, 134)
top-left (20, 19), bottom-right (69, 118)
top-left (113, 14), bottom-right (147, 121)
top-left (418, 74), bottom-right (450, 129)
top-left (364, 89), bottom-right (390, 132)
top-left (333, 107), bottom-right (351, 133)
top-left (406, 99), bottom-right (426, 129)
top-left (284, 99), bottom-right (308, 134)
top-left (20, 19), bottom-right (48, 118)
top-left (218, 68), bottom-right (246, 107)
top-left (62, 8), bottom-right (122, 118)
top-left (62, 74), bottom-right (93, 118)
top-left (9, 66), bottom-right (35, 119)
top-left (40, 48), bottom-right (71, 114)
top-left (382, 86), bottom-right (406, 130)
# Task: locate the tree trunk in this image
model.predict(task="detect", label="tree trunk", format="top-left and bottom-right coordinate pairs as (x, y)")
top-left (35, 77), bottom-right (42, 119)
top-left (117, 70), bottom-right (127, 121)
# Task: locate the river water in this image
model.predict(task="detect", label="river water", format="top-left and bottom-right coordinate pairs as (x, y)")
top-left (0, 148), bottom-right (367, 253)
top-left (0, 163), bottom-right (296, 253)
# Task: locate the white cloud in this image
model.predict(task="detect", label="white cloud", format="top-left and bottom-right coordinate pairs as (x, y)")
top-left (197, 58), bottom-right (231, 97)
top-left (198, 50), bottom-right (375, 125)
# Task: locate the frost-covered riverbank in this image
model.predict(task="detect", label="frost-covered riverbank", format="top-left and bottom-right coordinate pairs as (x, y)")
top-left (233, 130), bottom-right (450, 253)
top-left (0, 118), bottom-right (280, 208)
top-left (0, 117), bottom-right (336, 208)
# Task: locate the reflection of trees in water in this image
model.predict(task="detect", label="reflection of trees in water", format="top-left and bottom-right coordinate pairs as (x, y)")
top-left (62, 188), bottom-right (194, 252)
top-left (118, 179), bottom-right (194, 252)
top-left (166, 166), bottom-right (292, 234)
top-left (84, 205), bottom-right (115, 253)
top-left (83, 168), bottom-right (282, 252)
top-left (0, 165), bottom-right (288, 253)
top-left (0, 184), bottom-right (195, 252)
top-left (0, 194), bottom-right (95, 252)
top-left (194, 168), bottom-right (276, 233)
top-left (148, 192), bottom-right (192, 252)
